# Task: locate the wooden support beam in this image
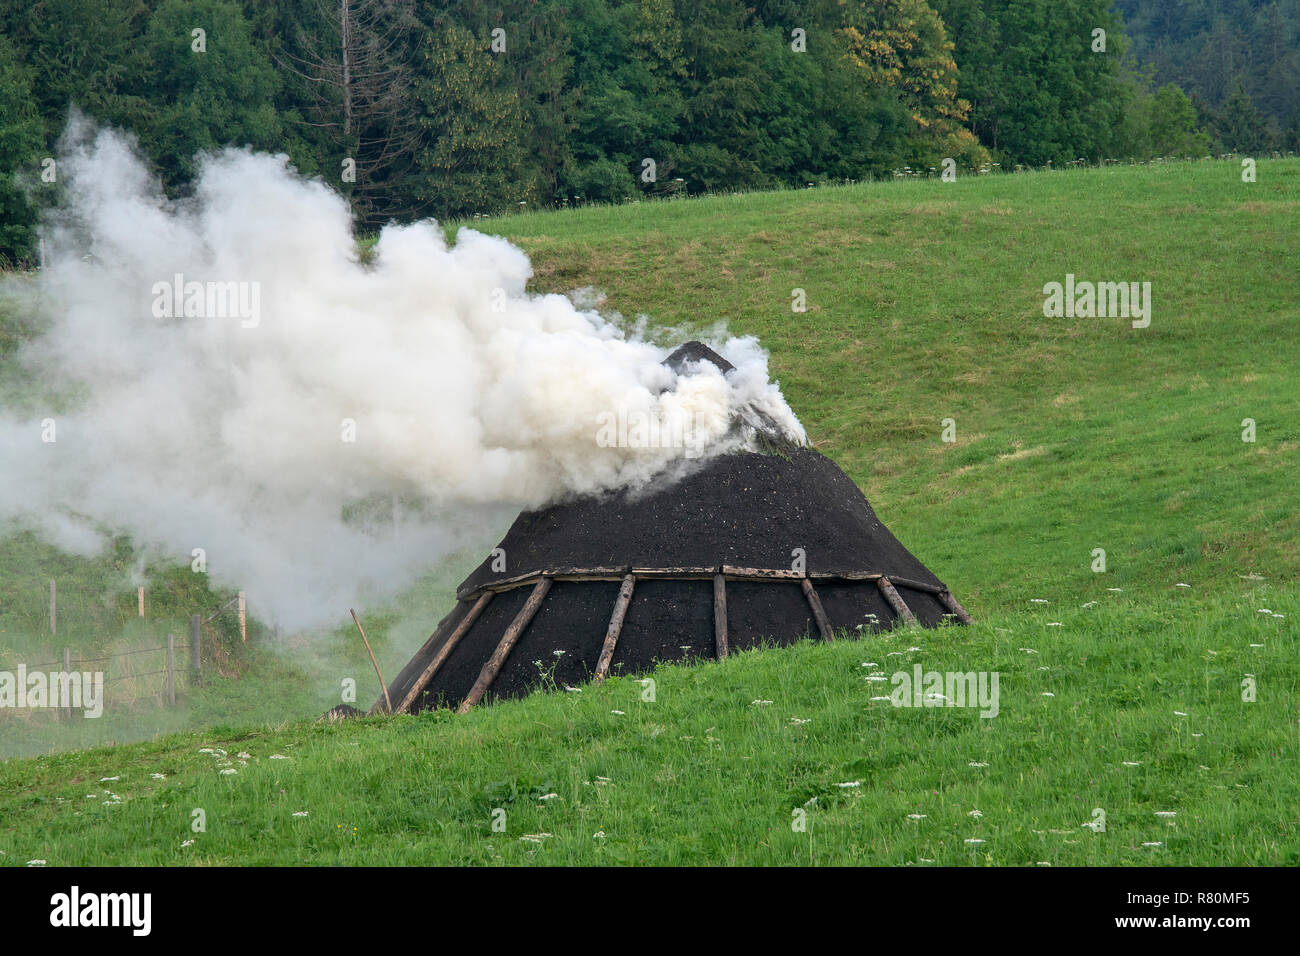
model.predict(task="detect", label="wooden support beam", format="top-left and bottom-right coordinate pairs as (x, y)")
top-left (713, 574), bottom-right (729, 659)
top-left (458, 577), bottom-right (552, 713)
top-left (457, 567), bottom-right (626, 601)
top-left (880, 575), bottom-right (946, 595)
top-left (937, 589), bottom-right (974, 625)
top-left (877, 576), bottom-right (916, 625)
top-left (594, 574), bottom-right (636, 684)
top-left (454, 566), bottom-right (949, 603)
top-left (632, 566), bottom-right (716, 579)
top-left (720, 565), bottom-right (805, 581)
top-left (800, 578), bottom-right (834, 641)
top-left (391, 591), bottom-right (494, 714)
top-left (810, 571), bottom-right (883, 582)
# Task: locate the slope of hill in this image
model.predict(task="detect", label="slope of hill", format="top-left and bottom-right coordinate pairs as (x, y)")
top-left (1, 158), bottom-right (1297, 864)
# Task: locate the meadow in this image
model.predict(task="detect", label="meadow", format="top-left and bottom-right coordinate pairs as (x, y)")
top-left (1, 158), bottom-right (1296, 864)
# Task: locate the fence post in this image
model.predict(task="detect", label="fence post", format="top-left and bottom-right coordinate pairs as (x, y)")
top-left (166, 634), bottom-right (176, 707)
top-left (63, 647), bottom-right (71, 720)
top-left (191, 614), bottom-right (201, 685)
top-left (49, 580), bottom-right (56, 636)
top-left (138, 586), bottom-right (145, 618)
top-left (238, 591), bottom-right (246, 642)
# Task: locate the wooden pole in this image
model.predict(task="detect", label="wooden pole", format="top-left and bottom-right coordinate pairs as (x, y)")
top-left (62, 647), bottom-right (72, 720)
top-left (594, 574), bottom-right (636, 684)
top-left (391, 592), bottom-right (495, 714)
top-left (937, 590), bottom-right (974, 625)
top-left (138, 586), bottom-right (145, 618)
top-left (713, 574), bottom-right (729, 659)
top-left (877, 577), bottom-right (916, 625)
top-left (49, 580), bottom-right (56, 636)
top-left (166, 634), bottom-right (176, 706)
top-left (350, 609), bottom-right (391, 713)
top-left (190, 615), bottom-right (201, 684)
top-left (458, 577), bottom-right (551, 713)
top-left (801, 578), bottom-right (834, 641)
top-left (238, 592), bottom-right (247, 642)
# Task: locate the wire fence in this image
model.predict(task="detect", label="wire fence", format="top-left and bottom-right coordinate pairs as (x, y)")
top-left (2, 581), bottom-right (250, 716)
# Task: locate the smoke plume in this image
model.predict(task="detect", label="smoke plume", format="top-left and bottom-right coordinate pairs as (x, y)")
top-left (0, 119), bottom-right (804, 629)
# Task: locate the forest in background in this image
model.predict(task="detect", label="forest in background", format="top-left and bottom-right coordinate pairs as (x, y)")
top-left (1, 0), bottom-right (1296, 264)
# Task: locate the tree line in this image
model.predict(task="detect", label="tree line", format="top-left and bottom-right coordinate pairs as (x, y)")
top-left (1, 0), bottom-right (1292, 266)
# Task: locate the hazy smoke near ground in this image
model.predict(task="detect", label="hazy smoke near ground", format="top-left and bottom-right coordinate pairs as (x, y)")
top-left (0, 119), bottom-right (804, 629)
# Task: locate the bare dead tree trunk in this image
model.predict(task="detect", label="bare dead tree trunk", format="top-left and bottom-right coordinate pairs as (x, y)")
top-left (341, 0), bottom-right (353, 137)
top-left (279, 0), bottom-right (419, 223)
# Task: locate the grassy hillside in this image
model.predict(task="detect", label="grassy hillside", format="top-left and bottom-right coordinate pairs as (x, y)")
top-left (1, 158), bottom-right (1297, 864)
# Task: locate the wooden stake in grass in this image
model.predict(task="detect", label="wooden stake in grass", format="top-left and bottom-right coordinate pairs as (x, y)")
top-left (166, 634), bottom-right (176, 707)
top-left (138, 586), bottom-right (145, 618)
top-left (238, 591), bottom-right (247, 642)
top-left (63, 647), bottom-right (71, 720)
top-left (350, 608), bottom-right (391, 713)
top-left (191, 614), bottom-right (202, 685)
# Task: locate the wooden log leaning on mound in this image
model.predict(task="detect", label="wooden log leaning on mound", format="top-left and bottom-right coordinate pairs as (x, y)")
top-left (457, 576), bottom-right (552, 713)
top-left (594, 574), bottom-right (636, 684)
top-left (383, 591), bottom-right (495, 715)
top-left (876, 576), bottom-right (916, 625)
top-left (800, 578), bottom-right (834, 641)
top-left (713, 574), bottom-right (729, 659)
top-left (937, 589), bottom-right (974, 625)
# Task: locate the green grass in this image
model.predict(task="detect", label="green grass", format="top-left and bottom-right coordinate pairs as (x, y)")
top-left (1, 158), bottom-right (1297, 864)
top-left (2, 591), bottom-right (1295, 865)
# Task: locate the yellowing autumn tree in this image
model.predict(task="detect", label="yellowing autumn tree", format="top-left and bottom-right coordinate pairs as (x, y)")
top-left (835, 0), bottom-right (989, 170)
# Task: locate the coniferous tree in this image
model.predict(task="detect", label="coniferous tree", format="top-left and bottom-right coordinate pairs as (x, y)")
top-left (0, 34), bottom-right (44, 265)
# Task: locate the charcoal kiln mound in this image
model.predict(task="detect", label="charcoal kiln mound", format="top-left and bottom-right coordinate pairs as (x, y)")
top-left (375, 343), bottom-right (970, 715)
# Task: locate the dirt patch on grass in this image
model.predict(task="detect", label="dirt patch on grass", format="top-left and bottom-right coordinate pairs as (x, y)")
top-left (997, 445), bottom-right (1047, 463)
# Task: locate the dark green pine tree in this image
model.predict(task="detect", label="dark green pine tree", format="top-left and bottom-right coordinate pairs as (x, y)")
top-left (928, 0), bottom-right (1130, 166)
top-left (0, 33), bottom-right (45, 265)
top-left (673, 0), bottom-right (770, 192)
top-left (140, 0), bottom-right (286, 187)
top-left (1214, 78), bottom-right (1277, 153)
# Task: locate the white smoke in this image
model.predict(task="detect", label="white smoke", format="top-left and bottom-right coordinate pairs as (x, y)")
top-left (0, 119), bottom-right (804, 629)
